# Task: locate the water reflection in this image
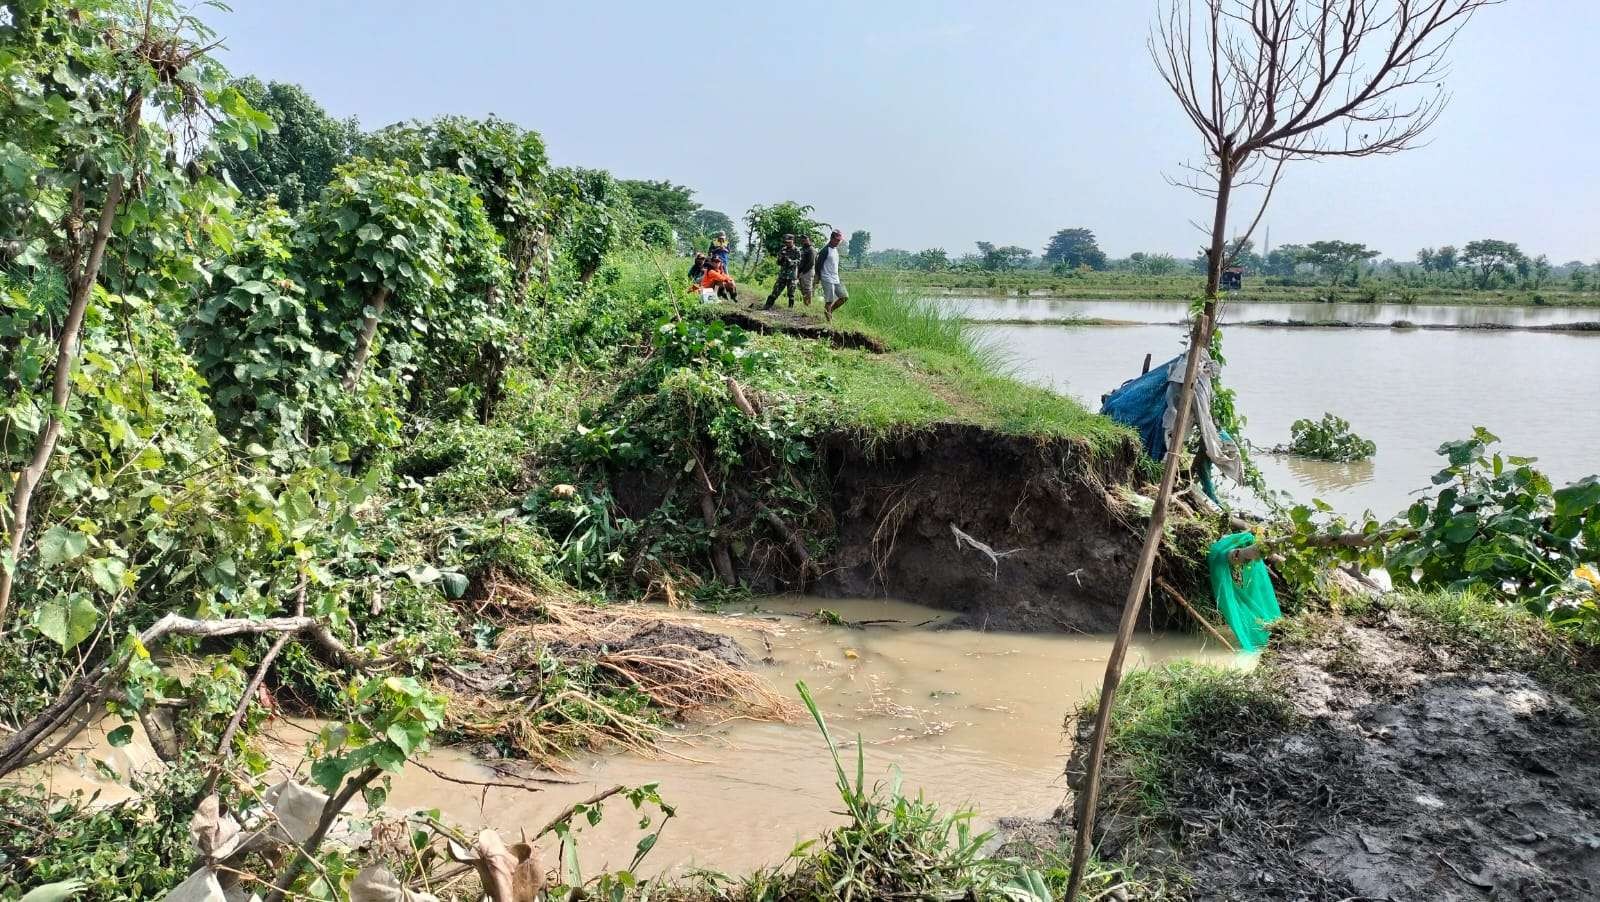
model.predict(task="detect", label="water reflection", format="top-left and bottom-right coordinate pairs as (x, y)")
top-left (941, 295), bottom-right (1600, 328)
top-left (1275, 454), bottom-right (1377, 494)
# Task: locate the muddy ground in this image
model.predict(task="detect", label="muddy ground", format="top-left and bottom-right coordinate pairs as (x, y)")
top-left (716, 305), bottom-right (889, 352)
top-left (1065, 610), bottom-right (1600, 901)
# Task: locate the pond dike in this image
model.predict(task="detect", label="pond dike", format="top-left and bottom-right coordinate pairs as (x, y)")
top-left (615, 421), bottom-right (1208, 634)
top-left (716, 306), bottom-right (889, 352)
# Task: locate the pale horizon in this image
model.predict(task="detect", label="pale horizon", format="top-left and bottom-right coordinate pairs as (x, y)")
top-left (208, 1), bottom-right (1597, 263)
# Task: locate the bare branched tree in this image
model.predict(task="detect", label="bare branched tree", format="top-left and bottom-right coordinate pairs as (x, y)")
top-left (1066, 1), bottom-right (1499, 898)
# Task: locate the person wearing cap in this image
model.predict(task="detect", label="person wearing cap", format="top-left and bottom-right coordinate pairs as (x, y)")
top-left (687, 252), bottom-right (708, 285)
top-left (709, 232), bottom-right (731, 269)
top-left (796, 235), bottom-right (817, 306)
top-left (816, 229), bottom-right (849, 321)
top-left (764, 234), bottom-right (802, 310)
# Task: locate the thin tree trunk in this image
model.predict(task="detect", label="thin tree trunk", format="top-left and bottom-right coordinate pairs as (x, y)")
top-left (341, 285), bottom-right (390, 391)
top-left (1066, 160), bottom-right (1233, 901)
top-left (0, 173), bottom-right (128, 627)
top-left (262, 767), bottom-right (381, 902)
top-left (691, 454), bottom-right (737, 586)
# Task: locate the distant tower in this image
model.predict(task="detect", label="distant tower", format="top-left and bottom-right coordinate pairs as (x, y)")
top-left (1264, 226), bottom-right (1271, 261)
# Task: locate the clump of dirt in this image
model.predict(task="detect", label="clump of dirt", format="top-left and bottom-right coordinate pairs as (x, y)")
top-left (612, 419), bottom-right (1207, 632)
top-left (1073, 611), bottom-right (1600, 900)
top-left (432, 580), bottom-right (795, 763)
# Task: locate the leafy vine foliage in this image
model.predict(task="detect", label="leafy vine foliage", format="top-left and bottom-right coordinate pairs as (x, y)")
top-left (1390, 429), bottom-right (1600, 633)
top-left (1263, 429), bottom-right (1598, 641)
top-left (0, 3), bottom-right (676, 897)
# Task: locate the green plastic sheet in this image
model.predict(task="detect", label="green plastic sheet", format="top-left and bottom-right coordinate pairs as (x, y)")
top-left (1207, 532), bottom-right (1282, 652)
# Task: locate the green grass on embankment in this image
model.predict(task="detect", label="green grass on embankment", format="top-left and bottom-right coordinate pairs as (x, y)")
top-left (729, 276), bottom-right (1135, 453)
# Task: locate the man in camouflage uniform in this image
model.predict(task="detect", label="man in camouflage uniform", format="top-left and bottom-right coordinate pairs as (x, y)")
top-left (763, 233), bottom-right (802, 310)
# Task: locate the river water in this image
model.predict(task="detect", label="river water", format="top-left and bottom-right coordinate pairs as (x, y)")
top-left (943, 295), bottom-right (1600, 328)
top-left (27, 600), bottom-right (1231, 878)
top-left (356, 599), bottom-right (1231, 876)
top-left (980, 319), bottom-right (1600, 517)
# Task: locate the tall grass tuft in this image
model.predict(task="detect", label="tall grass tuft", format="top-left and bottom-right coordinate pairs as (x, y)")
top-left (760, 681), bottom-right (1059, 900)
top-left (837, 275), bottom-right (1012, 374)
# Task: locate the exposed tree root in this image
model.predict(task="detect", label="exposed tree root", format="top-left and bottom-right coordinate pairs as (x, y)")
top-left (433, 579), bottom-right (795, 767)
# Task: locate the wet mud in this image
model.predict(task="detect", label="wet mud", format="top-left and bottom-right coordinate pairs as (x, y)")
top-left (1071, 612), bottom-right (1600, 900)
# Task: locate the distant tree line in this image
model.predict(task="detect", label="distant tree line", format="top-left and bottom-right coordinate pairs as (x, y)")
top-left (835, 224), bottom-right (1594, 294)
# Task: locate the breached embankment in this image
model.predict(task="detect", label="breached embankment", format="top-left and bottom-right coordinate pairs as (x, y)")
top-left (617, 420), bottom-right (1208, 633)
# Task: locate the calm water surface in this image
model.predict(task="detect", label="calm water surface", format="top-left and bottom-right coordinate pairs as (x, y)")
top-left (945, 295), bottom-right (1600, 327)
top-left (984, 321), bottom-right (1600, 516)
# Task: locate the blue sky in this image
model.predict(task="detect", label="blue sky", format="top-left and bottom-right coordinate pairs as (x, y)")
top-left (208, 1), bottom-right (1596, 262)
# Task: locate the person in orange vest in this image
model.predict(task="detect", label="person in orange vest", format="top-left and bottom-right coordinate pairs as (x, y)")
top-left (699, 257), bottom-right (737, 300)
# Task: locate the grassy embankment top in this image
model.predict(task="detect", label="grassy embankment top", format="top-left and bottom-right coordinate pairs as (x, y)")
top-left (723, 273), bottom-right (1135, 455)
top-left (878, 267), bottom-right (1600, 307)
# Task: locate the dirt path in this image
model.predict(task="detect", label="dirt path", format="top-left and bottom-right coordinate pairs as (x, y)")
top-left (716, 298), bottom-right (888, 352)
top-left (1108, 612), bottom-right (1600, 900)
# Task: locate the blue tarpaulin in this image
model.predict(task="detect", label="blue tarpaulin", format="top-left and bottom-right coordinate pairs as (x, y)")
top-left (1100, 351), bottom-right (1245, 489)
top-left (1100, 356), bottom-right (1182, 461)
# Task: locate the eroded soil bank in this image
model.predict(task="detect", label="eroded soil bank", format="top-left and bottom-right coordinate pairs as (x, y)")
top-left (1061, 608), bottom-right (1600, 901)
top-left (617, 423), bottom-right (1203, 633)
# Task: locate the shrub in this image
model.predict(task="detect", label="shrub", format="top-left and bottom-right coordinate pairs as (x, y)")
top-left (1284, 413), bottom-right (1376, 462)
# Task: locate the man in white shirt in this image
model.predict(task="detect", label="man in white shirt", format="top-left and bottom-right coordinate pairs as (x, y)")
top-left (817, 229), bottom-right (849, 322)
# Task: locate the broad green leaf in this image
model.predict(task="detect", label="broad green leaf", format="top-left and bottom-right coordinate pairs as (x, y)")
top-left (440, 571), bottom-right (469, 599)
top-left (35, 594), bottom-right (99, 649)
top-left (356, 222), bottom-right (383, 242)
top-left (38, 525), bottom-right (90, 568)
top-left (18, 880), bottom-right (88, 902)
top-left (311, 756), bottom-right (350, 794)
top-left (107, 724), bottom-right (134, 747)
top-left (87, 557), bottom-right (127, 594)
top-left (385, 720), bottom-right (426, 755)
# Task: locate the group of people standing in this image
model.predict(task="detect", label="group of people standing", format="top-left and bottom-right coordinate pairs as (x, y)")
top-left (687, 229), bottom-right (851, 322)
top-left (764, 229), bottom-right (849, 320)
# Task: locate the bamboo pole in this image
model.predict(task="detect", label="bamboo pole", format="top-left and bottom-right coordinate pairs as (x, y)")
top-left (1064, 310), bottom-right (1212, 897)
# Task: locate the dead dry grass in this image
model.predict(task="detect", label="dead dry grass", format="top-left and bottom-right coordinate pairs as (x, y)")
top-left (435, 578), bottom-right (796, 766)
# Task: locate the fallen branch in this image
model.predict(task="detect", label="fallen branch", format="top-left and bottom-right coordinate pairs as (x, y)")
top-left (757, 503), bottom-right (820, 585)
top-left (202, 631), bottom-right (292, 798)
top-left (533, 784), bottom-right (628, 839)
top-left (0, 612), bottom-right (388, 779)
top-left (725, 377), bottom-right (759, 418)
top-left (263, 766), bottom-right (382, 902)
top-left (1154, 576), bottom-right (1234, 652)
top-left (691, 451), bottom-right (737, 586)
top-left (1227, 527), bottom-right (1413, 565)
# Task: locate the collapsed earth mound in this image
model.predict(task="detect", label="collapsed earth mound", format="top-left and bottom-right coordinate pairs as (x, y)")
top-left (812, 424), bottom-right (1170, 631)
top-left (616, 421), bottom-right (1205, 632)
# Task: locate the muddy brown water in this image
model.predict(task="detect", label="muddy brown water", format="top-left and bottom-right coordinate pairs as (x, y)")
top-left (982, 320), bottom-right (1600, 518)
top-left (27, 599), bottom-right (1235, 877)
top-left (368, 599), bottom-right (1232, 875)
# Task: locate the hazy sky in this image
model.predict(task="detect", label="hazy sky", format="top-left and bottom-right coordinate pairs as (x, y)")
top-left (209, 1), bottom-right (1596, 262)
